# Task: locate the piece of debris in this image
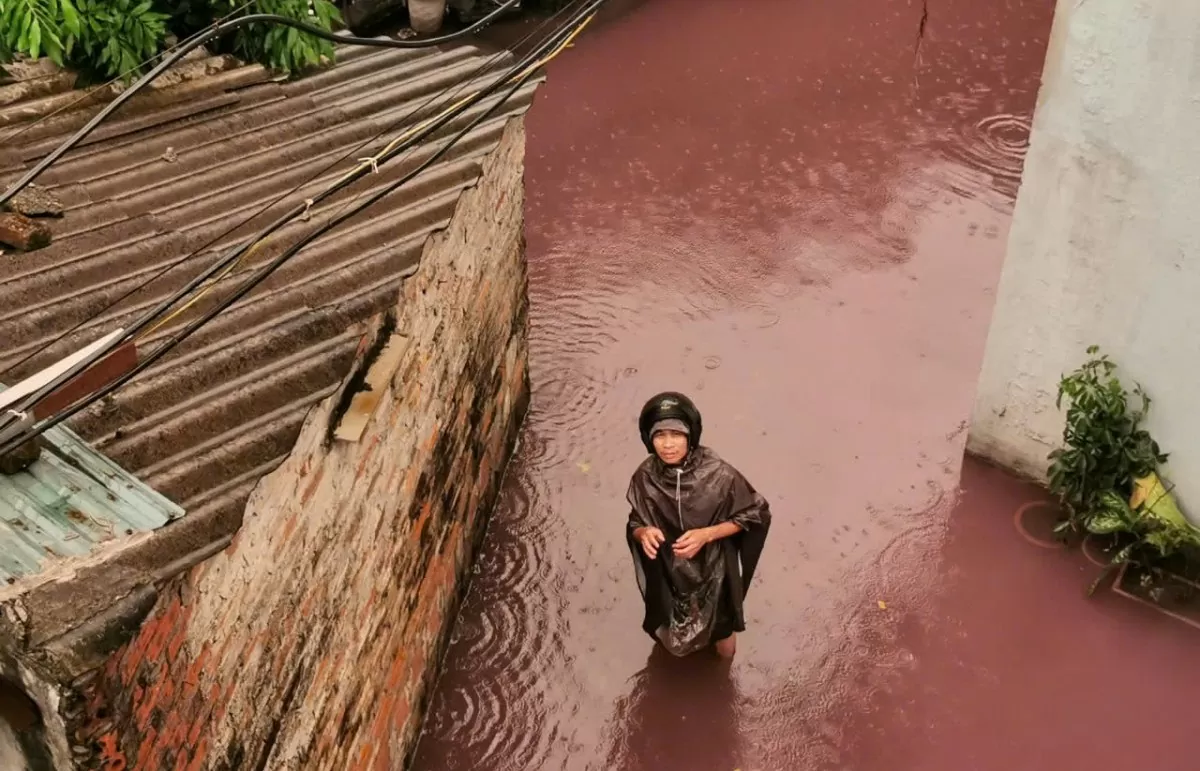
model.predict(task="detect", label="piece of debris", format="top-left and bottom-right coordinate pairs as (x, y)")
top-left (162, 147), bottom-right (178, 163)
top-left (0, 438), bottom-right (42, 476)
top-left (0, 212), bottom-right (52, 251)
top-left (4, 184), bottom-right (65, 218)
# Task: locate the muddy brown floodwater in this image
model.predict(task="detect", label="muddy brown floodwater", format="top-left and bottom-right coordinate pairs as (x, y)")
top-left (412, 1), bottom-right (1200, 769)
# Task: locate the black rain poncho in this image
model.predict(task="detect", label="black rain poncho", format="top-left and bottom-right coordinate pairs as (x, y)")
top-left (625, 446), bottom-right (771, 656)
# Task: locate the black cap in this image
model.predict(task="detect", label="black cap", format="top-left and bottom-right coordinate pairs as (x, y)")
top-left (638, 392), bottom-right (702, 453)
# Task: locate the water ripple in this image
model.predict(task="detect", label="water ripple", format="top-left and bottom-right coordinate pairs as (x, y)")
top-left (941, 112), bottom-right (1033, 203)
top-left (413, 0), bottom-right (1055, 765)
top-left (416, 448), bottom-right (570, 771)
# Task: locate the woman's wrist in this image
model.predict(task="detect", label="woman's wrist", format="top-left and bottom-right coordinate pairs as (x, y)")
top-left (706, 522), bottom-right (741, 543)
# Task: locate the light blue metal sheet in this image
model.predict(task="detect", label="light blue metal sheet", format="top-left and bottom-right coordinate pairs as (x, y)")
top-left (0, 422), bottom-right (184, 584)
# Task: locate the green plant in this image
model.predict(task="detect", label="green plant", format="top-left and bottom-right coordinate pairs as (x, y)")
top-left (1086, 492), bottom-right (1192, 565)
top-left (0, 0), bottom-right (80, 65)
top-left (3, 0), bottom-right (340, 81)
top-left (1082, 490), bottom-right (1200, 593)
top-left (220, 0), bottom-right (342, 74)
top-left (1047, 346), bottom-right (1166, 531)
top-left (1049, 346), bottom-right (1200, 593)
top-left (65, 0), bottom-right (169, 79)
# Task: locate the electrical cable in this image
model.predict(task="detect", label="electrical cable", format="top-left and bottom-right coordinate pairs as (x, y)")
top-left (1, 0), bottom-right (587, 414)
top-left (0, 1), bottom-right (574, 381)
top-left (0, 1), bottom-right (522, 208)
top-left (0, 0), bottom-right (260, 147)
top-left (0, 0), bottom-right (601, 454)
top-left (135, 0), bottom-right (577, 337)
top-left (137, 53), bottom-right (519, 339)
top-left (0, 3), bottom-right (596, 454)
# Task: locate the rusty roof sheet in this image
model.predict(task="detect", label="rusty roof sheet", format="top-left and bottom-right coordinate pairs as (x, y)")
top-left (0, 414), bottom-right (184, 584)
top-left (0, 38), bottom-right (539, 550)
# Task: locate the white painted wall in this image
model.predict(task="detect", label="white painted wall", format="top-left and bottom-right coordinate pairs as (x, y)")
top-left (968, 0), bottom-right (1200, 523)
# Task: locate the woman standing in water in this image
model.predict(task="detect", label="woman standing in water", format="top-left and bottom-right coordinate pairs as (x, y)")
top-left (625, 392), bottom-right (772, 659)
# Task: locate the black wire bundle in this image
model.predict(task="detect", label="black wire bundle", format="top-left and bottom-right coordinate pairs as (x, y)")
top-left (0, 2), bottom-right (523, 209)
top-left (0, 1), bottom-right (568, 384)
top-left (0, 0), bottom-right (604, 456)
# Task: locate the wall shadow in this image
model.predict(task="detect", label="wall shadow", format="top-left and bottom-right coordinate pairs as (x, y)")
top-left (0, 676), bottom-right (50, 771)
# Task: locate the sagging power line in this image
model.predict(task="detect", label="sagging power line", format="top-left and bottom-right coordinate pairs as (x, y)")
top-left (0, 0), bottom-right (604, 457)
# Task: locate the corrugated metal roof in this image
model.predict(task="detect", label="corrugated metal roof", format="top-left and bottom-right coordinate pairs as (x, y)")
top-left (0, 417), bottom-right (184, 584)
top-left (0, 37), bottom-right (539, 549)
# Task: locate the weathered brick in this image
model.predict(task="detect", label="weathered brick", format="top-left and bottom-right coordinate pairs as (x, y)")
top-left (65, 119), bottom-right (532, 770)
top-left (0, 211), bottom-right (52, 251)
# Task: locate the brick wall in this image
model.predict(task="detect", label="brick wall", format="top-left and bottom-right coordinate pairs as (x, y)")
top-left (70, 118), bottom-right (531, 770)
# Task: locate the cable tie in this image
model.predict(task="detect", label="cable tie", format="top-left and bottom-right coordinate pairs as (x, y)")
top-left (357, 156), bottom-right (380, 174)
top-left (301, 198), bottom-right (314, 221)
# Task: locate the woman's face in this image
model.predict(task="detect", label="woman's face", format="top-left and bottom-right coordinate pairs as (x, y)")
top-left (652, 430), bottom-right (689, 465)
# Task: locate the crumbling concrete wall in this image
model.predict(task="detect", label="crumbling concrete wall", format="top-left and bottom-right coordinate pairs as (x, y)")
top-left (70, 118), bottom-right (530, 770)
top-left (968, 0), bottom-right (1200, 523)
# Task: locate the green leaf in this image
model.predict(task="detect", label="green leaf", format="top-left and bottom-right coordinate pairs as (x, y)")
top-left (1143, 530), bottom-right (1176, 557)
top-left (1085, 511), bottom-right (1127, 535)
top-left (17, 14), bottom-right (31, 50)
top-left (61, 0), bottom-right (81, 35)
top-left (1110, 544), bottom-right (1134, 566)
top-left (28, 18), bottom-right (41, 59)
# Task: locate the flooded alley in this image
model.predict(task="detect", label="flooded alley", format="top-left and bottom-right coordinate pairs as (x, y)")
top-left (412, 1), bottom-right (1200, 769)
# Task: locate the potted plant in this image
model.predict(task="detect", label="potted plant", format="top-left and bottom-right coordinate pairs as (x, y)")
top-left (1047, 346), bottom-right (1200, 595)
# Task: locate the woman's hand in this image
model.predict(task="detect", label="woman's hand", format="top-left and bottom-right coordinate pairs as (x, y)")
top-left (635, 526), bottom-right (666, 559)
top-left (672, 528), bottom-right (712, 560)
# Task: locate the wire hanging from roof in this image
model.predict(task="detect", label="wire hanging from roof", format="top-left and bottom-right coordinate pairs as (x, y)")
top-left (0, 0), bottom-right (574, 383)
top-left (0, 0), bottom-right (604, 457)
top-left (0, 1), bottom-right (524, 210)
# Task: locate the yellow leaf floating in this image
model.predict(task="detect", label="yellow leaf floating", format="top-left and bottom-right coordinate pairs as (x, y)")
top-left (577, 461), bottom-right (591, 474)
top-left (877, 600), bottom-right (887, 610)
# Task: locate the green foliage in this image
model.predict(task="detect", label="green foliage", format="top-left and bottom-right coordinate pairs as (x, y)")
top-left (1, 0), bottom-right (340, 81)
top-left (1046, 345), bottom-right (1166, 528)
top-left (206, 0), bottom-right (341, 74)
top-left (1049, 346), bottom-right (1200, 588)
top-left (0, 0), bottom-right (80, 65)
top-left (1084, 492), bottom-right (1199, 570)
top-left (66, 0), bottom-right (169, 79)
